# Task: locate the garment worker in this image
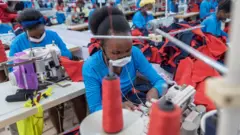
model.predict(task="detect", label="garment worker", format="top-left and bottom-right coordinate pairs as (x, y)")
top-left (132, 0), bottom-right (155, 30)
top-left (200, 0), bottom-right (214, 19)
top-left (168, 0), bottom-right (178, 13)
top-left (56, 0), bottom-right (64, 11)
top-left (201, 0), bottom-right (231, 38)
top-left (83, 7), bottom-right (166, 113)
top-left (9, 9), bottom-right (87, 134)
top-left (0, 1), bottom-right (17, 23)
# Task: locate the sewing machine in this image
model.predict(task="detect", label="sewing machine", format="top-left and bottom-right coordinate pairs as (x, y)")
top-left (0, 41), bottom-right (68, 91)
top-left (135, 84), bottom-right (206, 135)
top-left (121, 0), bottom-right (136, 12)
top-left (147, 17), bottom-right (175, 32)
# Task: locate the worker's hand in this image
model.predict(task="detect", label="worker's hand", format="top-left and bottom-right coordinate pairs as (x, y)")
top-left (122, 101), bottom-right (136, 111)
top-left (146, 88), bottom-right (159, 102)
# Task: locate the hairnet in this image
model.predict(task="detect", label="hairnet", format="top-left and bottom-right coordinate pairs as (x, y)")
top-left (140, 0), bottom-right (155, 7)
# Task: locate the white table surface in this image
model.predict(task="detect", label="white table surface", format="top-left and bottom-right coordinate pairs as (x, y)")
top-left (0, 81), bottom-right (85, 129)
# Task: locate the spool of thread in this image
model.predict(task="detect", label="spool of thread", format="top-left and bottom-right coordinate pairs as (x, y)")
top-left (0, 40), bottom-right (7, 63)
top-left (147, 100), bottom-right (181, 135)
top-left (102, 74), bottom-right (123, 133)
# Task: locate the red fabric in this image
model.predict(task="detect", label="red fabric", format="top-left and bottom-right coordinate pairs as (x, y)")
top-left (174, 57), bottom-right (196, 87)
top-left (149, 46), bottom-right (162, 64)
top-left (0, 3), bottom-right (17, 23)
top-left (60, 57), bottom-right (84, 82)
top-left (194, 81), bottom-right (216, 111)
top-left (188, 3), bottom-right (199, 12)
top-left (0, 40), bottom-right (7, 63)
top-left (131, 29), bottom-right (143, 36)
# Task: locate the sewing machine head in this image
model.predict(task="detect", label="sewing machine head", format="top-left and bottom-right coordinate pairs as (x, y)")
top-left (7, 42), bottom-right (66, 90)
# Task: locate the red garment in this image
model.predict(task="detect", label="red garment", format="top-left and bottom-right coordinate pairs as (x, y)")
top-left (88, 38), bottom-right (100, 56)
top-left (131, 29), bottom-right (143, 36)
top-left (60, 57), bottom-right (84, 82)
top-left (174, 57), bottom-right (196, 87)
top-left (0, 40), bottom-right (7, 63)
top-left (194, 81), bottom-right (216, 111)
top-left (0, 2), bottom-right (17, 23)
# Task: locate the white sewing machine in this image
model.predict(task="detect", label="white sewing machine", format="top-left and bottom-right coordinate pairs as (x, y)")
top-left (0, 41), bottom-right (69, 91)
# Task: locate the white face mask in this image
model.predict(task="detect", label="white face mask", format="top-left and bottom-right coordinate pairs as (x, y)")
top-left (29, 32), bottom-right (46, 43)
top-left (109, 56), bottom-right (131, 67)
top-left (146, 11), bottom-right (153, 15)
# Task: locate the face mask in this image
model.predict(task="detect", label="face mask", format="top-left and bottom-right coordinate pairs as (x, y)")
top-left (224, 18), bottom-right (231, 23)
top-left (109, 56), bottom-right (132, 67)
top-left (29, 32), bottom-right (46, 43)
top-left (146, 10), bottom-right (153, 15)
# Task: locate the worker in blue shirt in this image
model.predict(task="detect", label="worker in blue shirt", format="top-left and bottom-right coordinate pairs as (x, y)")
top-left (168, 0), bottom-right (178, 13)
top-left (84, 7), bottom-right (165, 113)
top-left (9, 9), bottom-right (72, 59)
top-left (9, 9), bottom-right (87, 133)
top-left (201, 0), bottom-right (231, 38)
top-left (132, 0), bottom-right (155, 30)
top-left (200, 0), bottom-right (214, 19)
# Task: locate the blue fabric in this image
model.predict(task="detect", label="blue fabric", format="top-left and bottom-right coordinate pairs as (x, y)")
top-left (23, 2), bottom-right (32, 8)
top-left (0, 24), bottom-right (13, 34)
top-left (168, 0), bottom-right (178, 12)
top-left (211, 0), bottom-right (218, 11)
top-left (83, 46), bottom-right (165, 113)
top-left (56, 12), bottom-right (66, 24)
top-left (136, 0), bottom-right (141, 8)
top-left (115, 0), bottom-right (121, 5)
top-left (9, 30), bottom-right (72, 59)
top-left (201, 13), bottom-right (228, 38)
top-left (200, 0), bottom-right (213, 19)
top-left (133, 11), bottom-right (154, 29)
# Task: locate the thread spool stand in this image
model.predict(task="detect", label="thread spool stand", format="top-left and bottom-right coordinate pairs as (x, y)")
top-left (80, 109), bottom-right (144, 135)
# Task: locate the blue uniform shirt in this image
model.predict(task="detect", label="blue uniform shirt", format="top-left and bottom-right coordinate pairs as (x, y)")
top-left (136, 0), bottom-right (141, 8)
top-left (9, 30), bottom-right (72, 59)
top-left (200, 0), bottom-right (212, 19)
top-left (133, 11), bottom-right (154, 29)
top-left (0, 24), bottom-right (13, 34)
top-left (83, 46), bottom-right (165, 113)
top-left (201, 13), bottom-right (228, 38)
top-left (168, 0), bottom-right (178, 13)
top-left (211, 0), bottom-right (218, 11)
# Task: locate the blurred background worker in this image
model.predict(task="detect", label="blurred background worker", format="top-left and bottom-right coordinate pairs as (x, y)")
top-left (168, 0), bottom-right (179, 13)
top-left (0, 1), bottom-right (17, 23)
top-left (201, 0), bottom-right (231, 39)
top-left (9, 9), bottom-right (87, 133)
top-left (132, 0), bottom-right (155, 30)
top-left (200, 0), bottom-right (214, 20)
top-left (56, 0), bottom-right (65, 11)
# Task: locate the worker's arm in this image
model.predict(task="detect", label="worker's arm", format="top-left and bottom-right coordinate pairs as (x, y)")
top-left (53, 32), bottom-right (73, 59)
top-left (82, 64), bottom-right (102, 113)
top-left (133, 13), bottom-right (145, 29)
top-left (132, 47), bottom-right (166, 96)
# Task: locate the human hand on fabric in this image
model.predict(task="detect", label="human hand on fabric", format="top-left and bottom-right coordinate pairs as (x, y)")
top-left (122, 101), bottom-right (136, 111)
top-left (146, 88), bottom-right (159, 102)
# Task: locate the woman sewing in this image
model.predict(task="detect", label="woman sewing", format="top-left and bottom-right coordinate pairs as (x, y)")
top-left (83, 7), bottom-right (165, 113)
top-left (9, 8), bottom-right (87, 134)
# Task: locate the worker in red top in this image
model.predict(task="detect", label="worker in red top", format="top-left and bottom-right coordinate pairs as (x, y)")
top-left (0, 1), bottom-right (17, 23)
top-left (56, 0), bottom-right (64, 11)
